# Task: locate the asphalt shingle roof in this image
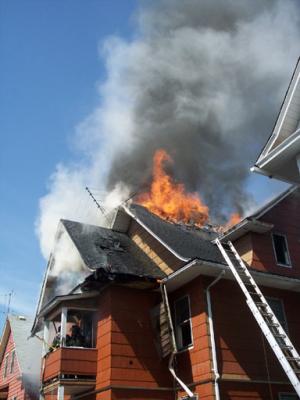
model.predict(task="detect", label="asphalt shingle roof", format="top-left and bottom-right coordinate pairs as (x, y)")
top-left (62, 219), bottom-right (165, 279)
top-left (8, 315), bottom-right (42, 392)
top-left (128, 204), bottom-right (225, 265)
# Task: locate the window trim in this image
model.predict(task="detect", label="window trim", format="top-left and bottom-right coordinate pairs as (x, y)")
top-left (278, 392), bottom-right (298, 400)
top-left (271, 232), bottom-right (292, 268)
top-left (174, 295), bottom-right (194, 352)
top-left (266, 296), bottom-right (288, 333)
top-left (3, 353), bottom-right (9, 378)
top-left (10, 350), bottom-right (15, 374)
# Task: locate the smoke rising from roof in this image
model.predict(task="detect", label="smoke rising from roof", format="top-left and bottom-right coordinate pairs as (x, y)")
top-left (37, 0), bottom-right (300, 258)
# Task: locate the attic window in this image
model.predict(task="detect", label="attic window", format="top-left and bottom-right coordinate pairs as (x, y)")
top-left (3, 354), bottom-right (9, 378)
top-left (174, 296), bottom-right (193, 350)
top-left (10, 350), bottom-right (15, 374)
top-left (272, 233), bottom-right (291, 267)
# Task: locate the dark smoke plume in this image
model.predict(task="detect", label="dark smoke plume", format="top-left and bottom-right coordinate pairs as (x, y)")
top-left (106, 0), bottom-right (300, 220)
top-left (38, 0), bottom-right (300, 258)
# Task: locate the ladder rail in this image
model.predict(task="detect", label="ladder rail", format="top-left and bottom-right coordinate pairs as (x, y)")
top-left (227, 242), bottom-right (300, 361)
top-left (214, 238), bottom-right (300, 397)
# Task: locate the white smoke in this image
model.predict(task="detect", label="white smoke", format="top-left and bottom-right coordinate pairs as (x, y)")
top-left (36, 0), bottom-right (300, 259)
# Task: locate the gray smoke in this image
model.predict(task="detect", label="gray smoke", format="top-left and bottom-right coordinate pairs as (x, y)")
top-left (106, 0), bottom-right (300, 220)
top-left (37, 0), bottom-right (300, 259)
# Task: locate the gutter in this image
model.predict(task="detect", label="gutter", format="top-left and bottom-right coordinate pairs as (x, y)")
top-left (205, 271), bottom-right (225, 400)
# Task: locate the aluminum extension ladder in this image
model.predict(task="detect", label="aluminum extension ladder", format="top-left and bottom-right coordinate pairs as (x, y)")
top-left (214, 238), bottom-right (300, 397)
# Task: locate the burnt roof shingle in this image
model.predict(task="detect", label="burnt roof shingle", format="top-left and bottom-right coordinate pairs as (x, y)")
top-left (127, 204), bottom-right (225, 265)
top-left (62, 219), bottom-right (165, 279)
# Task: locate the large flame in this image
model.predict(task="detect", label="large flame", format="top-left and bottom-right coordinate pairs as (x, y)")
top-left (136, 149), bottom-right (209, 226)
top-left (136, 149), bottom-right (241, 230)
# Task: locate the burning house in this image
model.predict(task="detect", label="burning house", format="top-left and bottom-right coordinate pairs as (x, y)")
top-left (31, 179), bottom-right (300, 400)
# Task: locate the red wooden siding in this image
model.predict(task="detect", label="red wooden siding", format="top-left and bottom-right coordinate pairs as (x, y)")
top-left (170, 276), bottom-right (213, 393)
top-left (243, 190), bottom-right (300, 279)
top-left (0, 331), bottom-right (25, 400)
top-left (42, 347), bottom-right (97, 382)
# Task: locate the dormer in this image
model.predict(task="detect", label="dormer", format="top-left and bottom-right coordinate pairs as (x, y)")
top-left (252, 58), bottom-right (300, 184)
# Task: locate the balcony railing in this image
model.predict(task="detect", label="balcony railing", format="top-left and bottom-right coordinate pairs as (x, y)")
top-left (42, 347), bottom-right (97, 383)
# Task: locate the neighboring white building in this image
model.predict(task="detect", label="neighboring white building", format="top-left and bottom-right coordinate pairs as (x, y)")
top-left (252, 58), bottom-right (300, 184)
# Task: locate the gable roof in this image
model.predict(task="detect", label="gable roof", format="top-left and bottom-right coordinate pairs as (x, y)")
top-left (115, 204), bottom-right (225, 265)
top-left (0, 316), bottom-right (42, 393)
top-left (253, 58), bottom-right (300, 183)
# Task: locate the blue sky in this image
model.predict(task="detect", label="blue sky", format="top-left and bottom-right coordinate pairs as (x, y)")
top-left (0, 0), bottom-right (139, 331)
top-left (0, 0), bottom-right (292, 333)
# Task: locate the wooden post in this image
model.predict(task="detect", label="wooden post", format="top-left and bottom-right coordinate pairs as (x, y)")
top-left (42, 320), bottom-right (50, 356)
top-left (60, 308), bottom-right (67, 347)
top-left (57, 385), bottom-right (64, 400)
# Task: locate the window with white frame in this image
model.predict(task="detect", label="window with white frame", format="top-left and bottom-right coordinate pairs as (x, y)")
top-left (174, 295), bottom-right (193, 350)
top-left (3, 354), bottom-right (9, 378)
top-left (272, 233), bottom-right (291, 267)
top-left (266, 297), bottom-right (288, 332)
top-left (279, 393), bottom-right (298, 400)
top-left (10, 350), bottom-right (15, 374)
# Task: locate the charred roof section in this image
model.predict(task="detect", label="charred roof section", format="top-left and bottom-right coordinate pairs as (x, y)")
top-left (62, 219), bottom-right (165, 279)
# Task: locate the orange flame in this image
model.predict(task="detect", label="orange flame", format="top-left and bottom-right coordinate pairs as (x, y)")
top-left (223, 212), bottom-right (241, 231)
top-left (136, 149), bottom-right (209, 226)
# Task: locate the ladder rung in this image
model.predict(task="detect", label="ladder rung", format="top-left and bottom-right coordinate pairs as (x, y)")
top-left (255, 302), bottom-right (268, 307)
top-left (261, 312), bottom-right (273, 317)
top-left (274, 333), bottom-right (286, 338)
top-left (286, 356), bottom-right (300, 362)
top-left (280, 345), bottom-right (293, 350)
top-left (248, 291), bottom-right (262, 296)
top-left (267, 322), bottom-right (280, 327)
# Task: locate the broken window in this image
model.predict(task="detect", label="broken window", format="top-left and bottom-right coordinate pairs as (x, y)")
top-left (10, 350), bottom-right (15, 374)
top-left (266, 297), bottom-right (288, 332)
top-left (174, 296), bottom-right (193, 350)
top-left (272, 233), bottom-right (291, 266)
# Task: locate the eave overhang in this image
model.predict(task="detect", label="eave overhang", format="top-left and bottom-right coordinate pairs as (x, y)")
top-left (252, 129), bottom-right (300, 184)
top-left (221, 218), bottom-right (274, 241)
top-left (163, 259), bottom-right (300, 294)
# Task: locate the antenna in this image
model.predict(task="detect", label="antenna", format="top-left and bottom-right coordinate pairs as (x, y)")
top-left (0, 291), bottom-right (14, 318)
top-left (85, 186), bottom-right (110, 224)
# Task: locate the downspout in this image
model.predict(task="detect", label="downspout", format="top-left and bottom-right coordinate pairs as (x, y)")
top-left (205, 271), bottom-right (225, 400)
top-left (160, 283), bottom-right (194, 398)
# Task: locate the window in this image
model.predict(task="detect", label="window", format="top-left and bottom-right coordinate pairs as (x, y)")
top-left (174, 296), bottom-right (193, 350)
top-left (272, 233), bottom-right (291, 267)
top-left (279, 394), bottom-right (298, 400)
top-left (267, 297), bottom-right (288, 332)
top-left (3, 354), bottom-right (9, 378)
top-left (10, 350), bottom-right (15, 374)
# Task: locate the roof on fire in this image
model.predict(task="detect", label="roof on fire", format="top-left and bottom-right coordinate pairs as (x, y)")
top-left (61, 219), bottom-right (165, 279)
top-left (114, 203), bottom-right (225, 265)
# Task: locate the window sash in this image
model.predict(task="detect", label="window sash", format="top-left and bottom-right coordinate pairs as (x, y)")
top-left (174, 296), bottom-right (193, 350)
top-left (272, 233), bottom-right (291, 267)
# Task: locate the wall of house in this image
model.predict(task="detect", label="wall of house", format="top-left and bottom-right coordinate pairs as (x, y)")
top-left (234, 233), bottom-right (253, 265)
top-left (128, 220), bottom-right (184, 275)
top-left (0, 331), bottom-right (25, 400)
top-left (95, 286), bottom-right (174, 400)
top-left (210, 279), bottom-right (300, 398)
top-left (169, 276), bottom-right (215, 400)
top-left (239, 191), bottom-right (300, 279)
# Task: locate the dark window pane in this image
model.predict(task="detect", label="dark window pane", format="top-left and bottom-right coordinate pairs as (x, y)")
top-left (267, 297), bottom-right (288, 332)
top-left (175, 297), bottom-right (190, 324)
top-left (273, 234), bottom-right (290, 265)
top-left (181, 321), bottom-right (192, 348)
